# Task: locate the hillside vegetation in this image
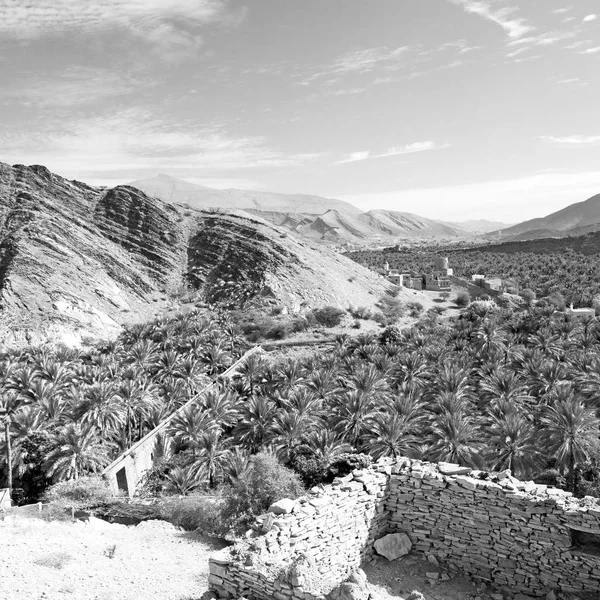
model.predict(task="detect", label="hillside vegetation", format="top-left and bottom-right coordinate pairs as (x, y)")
top-left (3, 299), bottom-right (600, 509)
top-left (0, 162), bottom-right (388, 347)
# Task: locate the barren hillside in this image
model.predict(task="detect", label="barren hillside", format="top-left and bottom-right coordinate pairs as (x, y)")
top-left (0, 162), bottom-right (393, 347)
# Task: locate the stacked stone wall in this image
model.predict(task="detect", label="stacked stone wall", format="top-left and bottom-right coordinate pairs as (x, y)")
top-left (209, 458), bottom-right (600, 599)
top-left (209, 469), bottom-right (389, 600)
top-left (385, 459), bottom-right (600, 596)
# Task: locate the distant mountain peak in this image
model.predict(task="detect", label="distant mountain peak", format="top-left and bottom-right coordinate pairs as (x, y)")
top-left (128, 174), bottom-right (361, 215)
top-left (495, 192), bottom-right (600, 241)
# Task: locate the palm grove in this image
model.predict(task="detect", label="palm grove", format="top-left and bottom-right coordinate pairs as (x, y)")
top-left (2, 299), bottom-right (600, 506)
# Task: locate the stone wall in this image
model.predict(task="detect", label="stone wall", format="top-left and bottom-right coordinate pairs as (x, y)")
top-left (209, 458), bottom-right (600, 600)
top-left (209, 469), bottom-right (389, 600)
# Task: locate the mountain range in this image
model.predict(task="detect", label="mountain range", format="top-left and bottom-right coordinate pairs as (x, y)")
top-left (129, 174), bottom-right (509, 243)
top-left (0, 162), bottom-right (394, 347)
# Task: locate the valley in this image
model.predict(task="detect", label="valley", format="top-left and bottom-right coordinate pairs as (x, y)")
top-left (1, 162), bottom-right (600, 600)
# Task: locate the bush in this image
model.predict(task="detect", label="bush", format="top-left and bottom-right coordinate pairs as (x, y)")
top-left (376, 295), bottom-right (405, 325)
top-left (380, 325), bottom-right (402, 345)
top-left (349, 306), bottom-right (374, 320)
top-left (43, 476), bottom-right (115, 512)
top-left (311, 306), bottom-right (346, 327)
top-left (288, 444), bottom-right (327, 487)
top-left (221, 452), bottom-right (304, 532)
top-left (406, 301), bottom-right (424, 317)
top-left (158, 494), bottom-right (226, 534)
top-left (328, 453), bottom-right (372, 479)
top-left (519, 289), bottom-right (537, 305)
top-left (454, 291), bottom-right (470, 307)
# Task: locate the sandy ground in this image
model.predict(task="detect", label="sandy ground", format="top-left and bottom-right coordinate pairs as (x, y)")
top-left (364, 553), bottom-right (498, 600)
top-left (0, 514), bottom-right (228, 600)
top-left (1, 514), bottom-right (590, 600)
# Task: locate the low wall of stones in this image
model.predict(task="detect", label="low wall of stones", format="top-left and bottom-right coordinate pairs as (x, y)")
top-left (208, 469), bottom-right (389, 600)
top-left (209, 458), bottom-right (600, 599)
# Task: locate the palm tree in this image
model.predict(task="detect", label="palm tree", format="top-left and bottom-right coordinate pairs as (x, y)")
top-left (44, 424), bottom-right (110, 481)
top-left (487, 413), bottom-right (542, 478)
top-left (164, 464), bottom-right (204, 495)
top-left (75, 382), bottom-right (125, 438)
top-left (306, 429), bottom-right (352, 465)
top-left (235, 353), bottom-right (267, 397)
top-left (194, 431), bottom-right (233, 488)
top-left (232, 396), bottom-right (277, 453)
top-left (168, 406), bottom-right (217, 455)
top-left (0, 391), bottom-right (29, 498)
top-left (364, 414), bottom-right (418, 460)
top-left (331, 389), bottom-right (380, 449)
top-left (540, 395), bottom-right (600, 492)
top-left (428, 412), bottom-right (483, 468)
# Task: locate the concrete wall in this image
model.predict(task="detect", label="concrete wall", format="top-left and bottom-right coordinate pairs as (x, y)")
top-left (209, 458), bottom-right (600, 600)
top-left (0, 488), bottom-right (10, 509)
top-left (103, 347), bottom-right (260, 497)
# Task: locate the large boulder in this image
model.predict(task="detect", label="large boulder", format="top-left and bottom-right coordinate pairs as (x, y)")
top-left (374, 533), bottom-right (412, 561)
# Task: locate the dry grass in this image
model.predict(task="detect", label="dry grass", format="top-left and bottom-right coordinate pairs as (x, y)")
top-left (33, 551), bottom-right (74, 570)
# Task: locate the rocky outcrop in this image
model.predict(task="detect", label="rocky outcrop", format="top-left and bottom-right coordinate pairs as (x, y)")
top-left (0, 162), bottom-right (390, 347)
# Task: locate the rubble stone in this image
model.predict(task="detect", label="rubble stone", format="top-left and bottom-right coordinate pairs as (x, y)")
top-left (268, 499), bottom-right (296, 515)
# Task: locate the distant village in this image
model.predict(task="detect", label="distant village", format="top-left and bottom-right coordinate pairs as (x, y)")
top-left (378, 256), bottom-right (596, 318)
top-left (377, 255), bottom-right (517, 294)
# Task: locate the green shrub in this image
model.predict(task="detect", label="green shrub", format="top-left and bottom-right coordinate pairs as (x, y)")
top-left (288, 444), bottom-right (328, 487)
top-left (376, 295), bottom-right (405, 325)
top-left (349, 306), bottom-right (374, 320)
top-left (312, 306), bottom-right (346, 327)
top-left (407, 301), bottom-right (424, 317)
top-left (454, 291), bottom-right (470, 307)
top-left (380, 325), bottom-right (402, 345)
top-left (221, 452), bottom-right (304, 532)
top-left (158, 494), bottom-right (226, 534)
top-left (43, 476), bottom-right (115, 511)
top-left (328, 453), bottom-right (372, 479)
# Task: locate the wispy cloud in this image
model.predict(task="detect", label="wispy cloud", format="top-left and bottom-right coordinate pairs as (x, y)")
top-left (580, 46), bottom-right (600, 55)
top-left (0, 108), bottom-right (322, 181)
top-left (540, 135), bottom-right (600, 145)
top-left (0, 0), bottom-right (226, 36)
top-left (447, 0), bottom-right (534, 39)
top-left (0, 67), bottom-right (149, 108)
top-left (583, 14), bottom-right (598, 23)
top-left (0, 0), bottom-right (244, 59)
top-left (335, 141), bottom-right (450, 165)
top-left (297, 46), bottom-right (412, 86)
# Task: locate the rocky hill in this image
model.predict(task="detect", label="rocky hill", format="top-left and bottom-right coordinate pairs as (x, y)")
top-left (0, 162), bottom-right (391, 347)
top-left (493, 193), bottom-right (600, 240)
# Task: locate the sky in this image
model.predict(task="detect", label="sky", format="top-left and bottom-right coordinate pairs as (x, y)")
top-left (1, 0), bottom-right (599, 222)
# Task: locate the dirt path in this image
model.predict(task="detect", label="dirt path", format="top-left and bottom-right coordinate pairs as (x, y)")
top-left (0, 515), bottom-right (228, 600)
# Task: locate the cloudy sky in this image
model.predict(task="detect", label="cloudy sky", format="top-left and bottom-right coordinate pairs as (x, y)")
top-left (1, 0), bottom-right (599, 221)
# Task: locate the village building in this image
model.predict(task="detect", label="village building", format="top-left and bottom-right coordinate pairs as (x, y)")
top-left (566, 304), bottom-right (595, 319)
top-left (380, 257), bottom-right (451, 291)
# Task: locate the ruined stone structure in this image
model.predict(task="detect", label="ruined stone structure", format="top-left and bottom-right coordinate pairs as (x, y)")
top-left (209, 457), bottom-right (600, 600)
